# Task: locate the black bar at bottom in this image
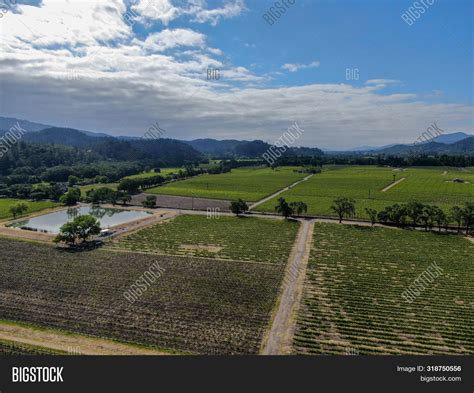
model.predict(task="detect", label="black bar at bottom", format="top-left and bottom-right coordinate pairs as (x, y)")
top-left (0, 356), bottom-right (472, 393)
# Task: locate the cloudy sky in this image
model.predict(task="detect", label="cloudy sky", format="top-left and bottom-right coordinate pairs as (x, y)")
top-left (0, 0), bottom-right (472, 149)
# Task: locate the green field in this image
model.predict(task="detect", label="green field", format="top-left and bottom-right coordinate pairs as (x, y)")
top-left (256, 166), bottom-right (473, 218)
top-left (109, 214), bottom-right (299, 264)
top-left (78, 183), bottom-right (119, 197)
top-left (293, 223), bottom-right (474, 355)
top-left (0, 199), bottom-right (58, 220)
top-left (147, 167), bottom-right (306, 201)
top-left (123, 168), bottom-right (181, 180)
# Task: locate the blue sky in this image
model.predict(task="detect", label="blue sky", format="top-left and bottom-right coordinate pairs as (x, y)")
top-left (0, 0), bottom-right (472, 148)
top-left (194, 0), bottom-right (472, 103)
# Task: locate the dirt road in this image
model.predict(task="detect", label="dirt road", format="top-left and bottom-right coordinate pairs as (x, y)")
top-left (249, 174), bottom-right (313, 210)
top-left (0, 321), bottom-right (169, 355)
top-left (262, 220), bottom-right (314, 355)
top-left (381, 177), bottom-right (406, 192)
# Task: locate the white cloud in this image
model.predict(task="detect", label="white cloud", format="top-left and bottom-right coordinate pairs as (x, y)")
top-left (189, 0), bottom-right (246, 26)
top-left (132, 0), bottom-right (181, 25)
top-left (282, 61), bottom-right (320, 73)
top-left (0, 1), bottom-right (472, 149)
top-left (142, 28), bottom-right (206, 52)
top-left (365, 79), bottom-right (400, 86)
top-left (131, 0), bottom-right (246, 26)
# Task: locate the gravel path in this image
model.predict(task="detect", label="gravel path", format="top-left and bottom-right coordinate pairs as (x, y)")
top-left (262, 220), bottom-right (314, 355)
top-left (0, 321), bottom-right (168, 355)
top-left (249, 174), bottom-right (313, 210)
top-left (381, 177), bottom-right (406, 192)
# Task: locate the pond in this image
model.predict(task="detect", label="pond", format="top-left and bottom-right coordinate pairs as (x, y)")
top-left (9, 206), bottom-right (153, 234)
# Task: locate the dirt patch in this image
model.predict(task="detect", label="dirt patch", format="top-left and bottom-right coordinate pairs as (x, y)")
top-left (0, 321), bottom-right (168, 355)
top-left (130, 193), bottom-right (231, 211)
top-left (180, 244), bottom-right (222, 253)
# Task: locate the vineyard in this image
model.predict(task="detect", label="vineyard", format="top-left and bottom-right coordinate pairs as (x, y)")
top-left (256, 166), bottom-right (473, 218)
top-left (147, 167), bottom-right (306, 201)
top-left (292, 223), bottom-right (474, 355)
top-left (109, 214), bottom-right (299, 263)
top-left (0, 238), bottom-right (284, 355)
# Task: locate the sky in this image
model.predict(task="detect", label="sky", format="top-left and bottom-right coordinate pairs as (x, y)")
top-left (0, 0), bottom-right (472, 149)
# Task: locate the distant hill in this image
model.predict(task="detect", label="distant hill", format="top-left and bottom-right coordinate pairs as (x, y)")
top-left (21, 127), bottom-right (202, 165)
top-left (184, 139), bottom-right (243, 155)
top-left (377, 137), bottom-right (474, 155)
top-left (432, 132), bottom-right (472, 144)
top-left (23, 127), bottom-right (100, 147)
top-left (0, 116), bottom-right (111, 137)
top-left (185, 138), bottom-right (324, 158)
top-left (0, 116), bottom-right (52, 133)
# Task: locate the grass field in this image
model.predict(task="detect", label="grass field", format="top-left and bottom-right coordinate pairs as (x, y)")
top-left (78, 183), bottom-right (119, 197)
top-left (147, 167), bottom-right (306, 201)
top-left (109, 215), bottom-right (299, 264)
top-left (256, 166), bottom-right (473, 218)
top-left (0, 238), bottom-right (284, 355)
top-left (123, 168), bottom-right (181, 180)
top-left (292, 223), bottom-right (474, 355)
top-left (0, 199), bottom-right (58, 220)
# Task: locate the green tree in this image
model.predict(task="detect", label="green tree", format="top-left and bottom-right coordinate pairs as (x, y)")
top-left (68, 175), bottom-right (80, 187)
top-left (54, 215), bottom-right (101, 245)
top-left (406, 201), bottom-right (424, 226)
top-left (53, 221), bottom-right (77, 245)
top-left (9, 202), bottom-right (28, 218)
top-left (433, 206), bottom-right (447, 232)
top-left (230, 199), bottom-right (248, 216)
top-left (86, 187), bottom-right (117, 204)
top-left (461, 202), bottom-right (474, 234)
top-left (116, 191), bottom-right (132, 205)
top-left (60, 188), bottom-right (81, 206)
top-left (289, 201), bottom-right (308, 217)
top-left (450, 206), bottom-right (463, 233)
top-left (75, 215), bottom-right (101, 242)
top-left (275, 197), bottom-right (294, 219)
top-left (118, 178), bottom-right (141, 194)
top-left (331, 197), bottom-right (356, 223)
top-left (420, 205), bottom-right (437, 231)
top-left (365, 208), bottom-right (377, 226)
top-left (142, 195), bottom-right (157, 208)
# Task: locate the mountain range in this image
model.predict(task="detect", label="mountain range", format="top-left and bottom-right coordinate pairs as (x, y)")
top-left (0, 116), bottom-right (472, 157)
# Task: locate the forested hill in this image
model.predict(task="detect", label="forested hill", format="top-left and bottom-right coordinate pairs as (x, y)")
top-left (19, 127), bottom-right (203, 165)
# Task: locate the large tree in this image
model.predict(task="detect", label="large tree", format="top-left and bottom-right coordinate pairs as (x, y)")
top-left (275, 197), bottom-right (294, 219)
top-left (365, 208), bottom-right (377, 226)
top-left (290, 201), bottom-right (308, 217)
top-left (461, 202), bottom-right (474, 234)
top-left (9, 202), bottom-right (28, 218)
top-left (60, 188), bottom-right (81, 206)
top-left (450, 206), bottom-right (464, 233)
top-left (230, 199), bottom-right (248, 216)
top-left (54, 215), bottom-right (101, 245)
top-left (331, 197), bottom-right (356, 223)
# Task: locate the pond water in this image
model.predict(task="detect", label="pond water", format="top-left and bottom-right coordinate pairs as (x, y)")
top-left (9, 206), bottom-right (153, 234)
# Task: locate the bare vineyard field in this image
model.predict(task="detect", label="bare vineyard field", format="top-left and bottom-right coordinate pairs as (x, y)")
top-left (293, 223), bottom-right (474, 355)
top-left (0, 238), bottom-right (284, 355)
top-left (109, 215), bottom-right (299, 264)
